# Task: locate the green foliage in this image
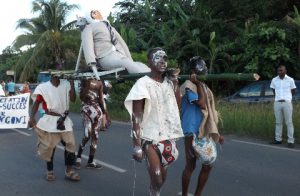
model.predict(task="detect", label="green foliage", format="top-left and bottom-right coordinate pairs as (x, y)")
top-left (2, 0), bottom-right (300, 88)
top-left (131, 51), bottom-right (148, 64)
top-left (69, 97), bottom-right (82, 113)
top-left (0, 52), bottom-right (19, 81)
top-left (109, 81), bottom-right (133, 107)
top-left (116, 24), bottom-right (139, 51)
top-left (113, 1), bottom-right (300, 80)
top-left (13, 0), bottom-right (79, 82)
top-left (241, 23), bottom-right (292, 78)
top-left (107, 103), bottom-right (131, 121)
top-left (107, 80), bottom-right (135, 121)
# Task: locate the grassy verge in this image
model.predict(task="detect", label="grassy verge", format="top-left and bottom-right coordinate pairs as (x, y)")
top-left (69, 98), bottom-right (82, 113)
top-left (70, 99), bottom-right (300, 143)
top-left (218, 102), bottom-right (300, 142)
top-left (106, 103), bottom-right (130, 122)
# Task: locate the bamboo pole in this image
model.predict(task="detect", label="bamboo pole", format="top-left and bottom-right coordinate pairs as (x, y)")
top-left (49, 69), bottom-right (260, 82)
top-left (101, 73), bottom-right (260, 81)
top-left (178, 73), bottom-right (260, 81)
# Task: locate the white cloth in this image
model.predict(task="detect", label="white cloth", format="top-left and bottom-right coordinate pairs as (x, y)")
top-left (81, 21), bottom-right (132, 64)
top-left (98, 51), bottom-right (150, 73)
top-left (124, 76), bottom-right (183, 143)
top-left (31, 80), bottom-right (73, 133)
top-left (270, 75), bottom-right (296, 101)
top-left (0, 85), bottom-right (5, 96)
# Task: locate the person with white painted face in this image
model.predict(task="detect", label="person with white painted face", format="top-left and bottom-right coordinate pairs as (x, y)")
top-left (124, 47), bottom-right (183, 196)
top-left (180, 56), bottom-right (224, 196)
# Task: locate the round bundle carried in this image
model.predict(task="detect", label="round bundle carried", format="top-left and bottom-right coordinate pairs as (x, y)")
top-left (192, 135), bottom-right (217, 165)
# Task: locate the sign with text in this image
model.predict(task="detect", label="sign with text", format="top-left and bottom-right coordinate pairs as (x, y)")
top-left (6, 70), bottom-right (15, 76)
top-left (0, 93), bottom-right (30, 129)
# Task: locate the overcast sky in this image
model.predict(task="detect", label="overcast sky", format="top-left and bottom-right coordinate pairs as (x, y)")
top-left (0, 0), bottom-right (119, 53)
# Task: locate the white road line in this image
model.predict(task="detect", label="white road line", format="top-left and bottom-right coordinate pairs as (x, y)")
top-left (10, 128), bottom-right (127, 173)
top-left (231, 139), bottom-right (300, 152)
top-left (56, 145), bottom-right (127, 173)
top-left (177, 192), bottom-right (193, 196)
top-left (11, 128), bottom-right (31, 136)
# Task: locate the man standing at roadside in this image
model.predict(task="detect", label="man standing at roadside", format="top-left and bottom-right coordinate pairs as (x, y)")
top-left (270, 64), bottom-right (297, 148)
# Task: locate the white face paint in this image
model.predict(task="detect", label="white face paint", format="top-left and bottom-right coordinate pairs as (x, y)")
top-left (194, 59), bottom-right (208, 75)
top-left (152, 50), bottom-right (168, 72)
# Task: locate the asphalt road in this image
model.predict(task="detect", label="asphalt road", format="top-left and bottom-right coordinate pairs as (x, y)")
top-left (0, 112), bottom-right (299, 196)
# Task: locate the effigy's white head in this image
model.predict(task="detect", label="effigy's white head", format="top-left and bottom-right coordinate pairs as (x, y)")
top-left (85, 9), bottom-right (103, 24)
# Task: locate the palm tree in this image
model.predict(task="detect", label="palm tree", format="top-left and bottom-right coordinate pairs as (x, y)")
top-left (14, 0), bottom-right (79, 81)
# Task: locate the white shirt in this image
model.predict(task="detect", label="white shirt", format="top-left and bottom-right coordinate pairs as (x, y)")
top-left (124, 76), bottom-right (183, 143)
top-left (270, 75), bottom-right (296, 102)
top-left (0, 85), bottom-right (5, 96)
top-left (32, 80), bottom-right (73, 132)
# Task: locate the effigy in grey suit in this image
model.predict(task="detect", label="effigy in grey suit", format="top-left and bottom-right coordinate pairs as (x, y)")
top-left (81, 10), bottom-right (150, 74)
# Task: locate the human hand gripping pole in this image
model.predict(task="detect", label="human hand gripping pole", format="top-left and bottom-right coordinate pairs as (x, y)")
top-left (190, 73), bottom-right (202, 85)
